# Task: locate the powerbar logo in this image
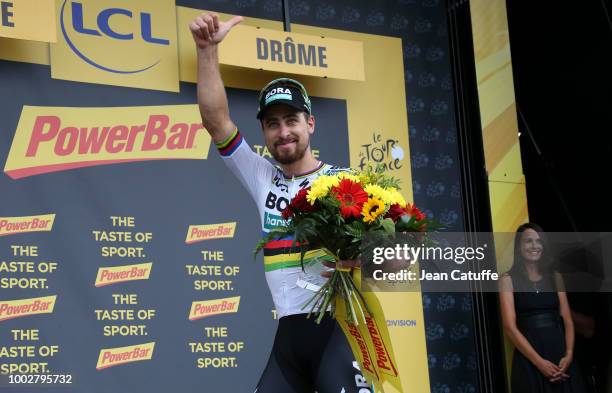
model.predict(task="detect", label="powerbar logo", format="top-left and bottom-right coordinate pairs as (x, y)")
top-left (189, 296), bottom-right (240, 321)
top-left (4, 105), bottom-right (209, 179)
top-left (95, 263), bottom-right (152, 287)
top-left (0, 214), bottom-right (55, 236)
top-left (346, 321), bottom-right (378, 379)
top-left (96, 342), bottom-right (155, 370)
top-left (0, 295), bottom-right (57, 322)
top-left (365, 316), bottom-right (398, 376)
top-left (185, 222), bottom-right (236, 244)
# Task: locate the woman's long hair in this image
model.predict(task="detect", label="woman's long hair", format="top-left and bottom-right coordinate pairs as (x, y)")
top-left (507, 223), bottom-right (556, 287)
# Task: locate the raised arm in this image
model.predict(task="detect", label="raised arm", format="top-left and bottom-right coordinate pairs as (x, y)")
top-left (189, 13), bottom-right (243, 143)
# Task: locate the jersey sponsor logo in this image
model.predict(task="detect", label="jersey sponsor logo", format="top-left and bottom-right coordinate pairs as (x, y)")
top-left (272, 171), bottom-right (312, 190)
top-left (0, 214), bottom-right (55, 236)
top-left (265, 191), bottom-right (289, 213)
top-left (186, 222), bottom-right (236, 244)
top-left (272, 173), bottom-right (289, 192)
top-left (96, 342), bottom-right (155, 370)
top-left (189, 296), bottom-right (240, 320)
top-left (95, 262), bottom-right (152, 287)
top-left (271, 172), bottom-right (311, 191)
top-left (0, 295), bottom-right (57, 322)
top-left (263, 212), bottom-right (286, 231)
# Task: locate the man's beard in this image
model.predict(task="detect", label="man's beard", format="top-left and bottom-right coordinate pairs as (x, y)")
top-left (269, 136), bottom-right (309, 165)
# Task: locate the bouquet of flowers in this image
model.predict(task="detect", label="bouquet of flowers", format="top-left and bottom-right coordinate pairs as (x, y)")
top-left (254, 165), bottom-right (434, 392)
top-left (254, 165), bottom-right (433, 324)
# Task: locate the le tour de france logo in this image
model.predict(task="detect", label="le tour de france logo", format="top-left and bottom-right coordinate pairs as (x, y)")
top-left (58, 0), bottom-right (170, 74)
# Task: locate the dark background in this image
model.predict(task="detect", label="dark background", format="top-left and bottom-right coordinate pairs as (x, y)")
top-left (507, 0), bottom-right (612, 232)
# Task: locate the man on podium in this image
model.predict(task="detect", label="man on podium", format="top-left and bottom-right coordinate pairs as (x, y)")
top-left (189, 12), bottom-right (371, 393)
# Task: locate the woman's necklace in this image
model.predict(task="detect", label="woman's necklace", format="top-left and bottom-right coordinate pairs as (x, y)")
top-left (533, 280), bottom-right (540, 294)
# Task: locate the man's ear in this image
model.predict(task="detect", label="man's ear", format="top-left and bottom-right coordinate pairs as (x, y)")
top-left (307, 114), bottom-right (315, 135)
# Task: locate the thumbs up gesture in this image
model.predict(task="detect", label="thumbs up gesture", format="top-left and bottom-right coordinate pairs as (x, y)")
top-left (189, 13), bottom-right (243, 49)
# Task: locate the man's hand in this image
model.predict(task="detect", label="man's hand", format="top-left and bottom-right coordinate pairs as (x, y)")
top-left (189, 13), bottom-right (243, 49)
top-left (319, 254), bottom-right (413, 278)
top-left (320, 259), bottom-right (361, 278)
top-left (190, 12), bottom-right (242, 141)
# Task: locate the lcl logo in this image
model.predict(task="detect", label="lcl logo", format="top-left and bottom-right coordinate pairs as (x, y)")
top-left (59, 0), bottom-right (169, 74)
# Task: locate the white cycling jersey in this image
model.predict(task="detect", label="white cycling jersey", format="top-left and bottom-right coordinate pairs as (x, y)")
top-left (216, 129), bottom-right (348, 318)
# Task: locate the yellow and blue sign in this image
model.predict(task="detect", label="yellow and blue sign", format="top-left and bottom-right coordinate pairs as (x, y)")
top-left (50, 0), bottom-right (179, 91)
top-left (4, 104), bottom-right (209, 179)
top-left (0, 0), bottom-right (56, 42)
top-left (218, 24), bottom-right (365, 81)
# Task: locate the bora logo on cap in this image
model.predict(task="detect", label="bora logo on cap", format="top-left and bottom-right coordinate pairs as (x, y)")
top-left (265, 87), bottom-right (292, 104)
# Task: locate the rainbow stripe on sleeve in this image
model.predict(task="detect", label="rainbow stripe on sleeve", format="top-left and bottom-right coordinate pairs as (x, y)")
top-left (216, 128), bottom-right (243, 157)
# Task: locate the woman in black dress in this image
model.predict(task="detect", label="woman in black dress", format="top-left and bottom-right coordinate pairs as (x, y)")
top-left (500, 223), bottom-right (586, 393)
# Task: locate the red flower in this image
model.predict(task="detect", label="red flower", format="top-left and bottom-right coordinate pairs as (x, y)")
top-left (385, 203), bottom-right (426, 223)
top-left (282, 187), bottom-right (317, 220)
top-left (404, 204), bottom-right (426, 222)
top-left (331, 178), bottom-right (368, 218)
top-left (390, 203), bottom-right (428, 232)
top-left (384, 203), bottom-right (406, 222)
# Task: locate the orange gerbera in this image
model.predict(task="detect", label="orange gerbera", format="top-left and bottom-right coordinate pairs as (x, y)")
top-left (404, 203), bottom-right (426, 221)
top-left (331, 178), bottom-right (368, 218)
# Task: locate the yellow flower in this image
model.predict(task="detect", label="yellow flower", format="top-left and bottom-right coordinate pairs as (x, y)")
top-left (385, 187), bottom-right (407, 207)
top-left (307, 175), bottom-right (339, 204)
top-left (358, 172), bottom-right (372, 185)
top-left (314, 174), bottom-right (340, 188)
top-left (362, 197), bottom-right (386, 223)
top-left (337, 172), bottom-right (361, 183)
top-left (307, 184), bottom-right (327, 204)
top-left (364, 184), bottom-right (387, 200)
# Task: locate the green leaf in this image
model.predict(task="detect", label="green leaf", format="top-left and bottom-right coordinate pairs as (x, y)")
top-left (344, 220), bottom-right (366, 239)
top-left (381, 218), bottom-right (396, 234)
